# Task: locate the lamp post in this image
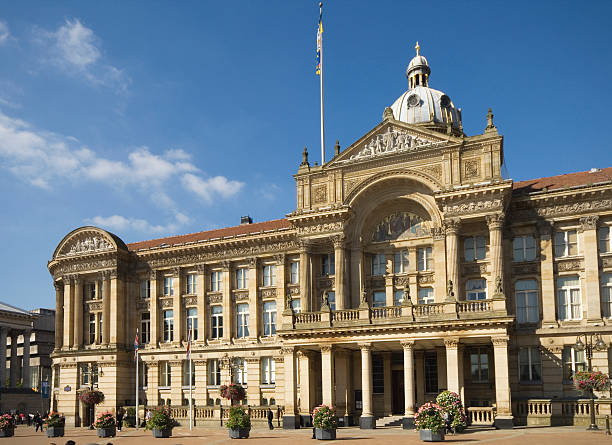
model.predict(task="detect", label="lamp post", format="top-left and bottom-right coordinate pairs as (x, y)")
top-left (574, 333), bottom-right (607, 431)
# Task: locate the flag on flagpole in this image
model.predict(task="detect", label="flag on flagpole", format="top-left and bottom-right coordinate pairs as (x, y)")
top-left (134, 330), bottom-right (139, 361)
top-left (316, 5), bottom-right (323, 75)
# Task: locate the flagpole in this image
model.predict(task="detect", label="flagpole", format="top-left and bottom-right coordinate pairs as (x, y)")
top-left (189, 327), bottom-right (193, 431)
top-left (135, 329), bottom-right (139, 430)
top-left (319, 1), bottom-right (325, 165)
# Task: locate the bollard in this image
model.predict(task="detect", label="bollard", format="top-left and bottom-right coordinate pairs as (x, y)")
top-left (606, 415), bottom-right (611, 436)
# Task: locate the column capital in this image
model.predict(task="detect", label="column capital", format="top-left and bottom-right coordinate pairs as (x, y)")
top-left (320, 344), bottom-right (333, 353)
top-left (274, 253), bottom-right (286, 266)
top-left (400, 340), bottom-right (415, 350)
top-left (196, 263), bottom-right (207, 274)
top-left (580, 215), bottom-right (599, 232)
top-left (443, 337), bottom-right (460, 349)
top-left (247, 257), bottom-right (257, 269)
top-left (220, 260), bottom-right (231, 271)
top-left (491, 336), bottom-right (509, 347)
top-left (280, 346), bottom-right (296, 356)
top-left (331, 234), bottom-right (346, 248)
top-left (171, 266), bottom-right (181, 277)
top-left (358, 342), bottom-right (372, 352)
top-left (298, 239), bottom-right (313, 253)
top-left (443, 218), bottom-right (461, 235)
top-left (53, 281), bottom-right (64, 292)
top-left (486, 213), bottom-right (505, 231)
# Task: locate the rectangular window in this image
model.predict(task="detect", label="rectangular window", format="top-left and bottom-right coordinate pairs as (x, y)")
top-left (519, 347), bottom-right (542, 383)
top-left (372, 253), bottom-right (386, 276)
top-left (163, 277), bottom-right (175, 296)
top-left (211, 306), bottom-right (223, 339)
top-left (417, 247), bottom-right (433, 271)
top-left (372, 291), bottom-right (386, 308)
top-left (98, 314), bottom-right (103, 344)
top-left (236, 303), bottom-right (249, 338)
top-left (261, 357), bottom-right (276, 384)
top-left (187, 307), bottom-right (198, 340)
top-left (235, 268), bottom-right (249, 289)
top-left (513, 235), bottom-right (536, 262)
top-left (393, 250), bottom-right (409, 274)
top-left (557, 275), bottom-right (581, 320)
top-left (160, 361), bottom-right (171, 387)
top-left (599, 227), bottom-right (610, 253)
top-left (139, 363), bottom-right (149, 388)
top-left (208, 359), bottom-right (221, 385)
top-left (140, 312), bottom-right (151, 344)
top-left (516, 280), bottom-right (539, 323)
top-left (562, 346), bottom-right (586, 380)
top-left (321, 254), bottom-right (335, 276)
top-left (84, 283), bottom-right (96, 300)
top-left (602, 273), bottom-right (612, 318)
top-left (418, 287), bottom-right (434, 305)
top-left (163, 310), bottom-right (174, 342)
top-left (470, 348), bottom-right (489, 383)
top-left (554, 230), bottom-right (578, 257)
top-left (465, 236), bottom-right (486, 261)
top-left (372, 355), bottom-right (384, 393)
top-left (424, 352), bottom-right (438, 393)
top-left (186, 274), bottom-right (197, 294)
top-left (466, 278), bottom-right (487, 300)
top-left (326, 291), bottom-right (336, 311)
top-left (291, 298), bottom-right (302, 313)
top-left (140, 280), bottom-right (151, 299)
top-left (290, 262), bottom-right (300, 284)
top-left (89, 314), bottom-right (96, 344)
top-left (183, 360), bottom-right (196, 386)
top-left (263, 265), bottom-right (276, 287)
top-left (263, 301), bottom-right (277, 336)
top-left (81, 364), bottom-right (90, 386)
top-left (210, 271), bottom-right (222, 292)
top-left (393, 290), bottom-right (404, 306)
top-left (232, 358), bottom-right (247, 385)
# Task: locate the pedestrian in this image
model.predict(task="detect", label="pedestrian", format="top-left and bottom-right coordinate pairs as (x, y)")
top-left (444, 411), bottom-right (454, 435)
top-left (311, 413), bottom-right (316, 439)
top-left (34, 412), bottom-right (43, 432)
top-left (116, 409), bottom-right (124, 432)
top-left (267, 408), bottom-right (274, 430)
top-left (27, 412), bottom-right (32, 427)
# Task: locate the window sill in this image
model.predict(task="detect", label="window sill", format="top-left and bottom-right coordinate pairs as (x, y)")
top-left (207, 385), bottom-right (220, 390)
top-left (519, 381), bottom-right (543, 385)
top-left (159, 386), bottom-right (170, 390)
top-left (260, 384), bottom-right (276, 389)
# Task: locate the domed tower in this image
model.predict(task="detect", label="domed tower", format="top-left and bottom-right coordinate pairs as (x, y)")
top-left (390, 42), bottom-right (463, 135)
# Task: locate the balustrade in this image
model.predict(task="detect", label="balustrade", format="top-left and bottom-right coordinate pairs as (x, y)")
top-left (332, 309), bottom-right (360, 322)
top-left (371, 306), bottom-right (402, 320)
top-left (457, 299), bottom-right (491, 313)
top-left (466, 407), bottom-right (495, 425)
top-left (414, 303), bottom-right (445, 316)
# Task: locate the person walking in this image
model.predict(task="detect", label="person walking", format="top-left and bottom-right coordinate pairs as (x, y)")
top-left (116, 409), bottom-right (124, 432)
top-left (267, 408), bottom-right (274, 430)
top-left (34, 413), bottom-right (43, 432)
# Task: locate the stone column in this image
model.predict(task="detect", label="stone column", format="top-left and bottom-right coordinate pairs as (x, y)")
top-left (221, 262), bottom-right (232, 341)
top-left (444, 338), bottom-right (464, 403)
top-left (444, 219), bottom-right (461, 300)
top-left (538, 222), bottom-right (557, 326)
top-left (581, 216), bottom-right (602, 321)
top-left (196, 265), bottom-right (206, 343)
top-left (350, 246), bottom-right (362, 308)
top-left (401, 341), bottom-right (415, 429)
top-left (0, 328), bottom-right (6, 389)
top-left (298, 350), bottom-right (315, 425)
top-left (282, 346), bottom-right (299, 428)
top-left (54, 282), bottom-right (64, 350)
top-left (246, 357), bottom-right (261, 406)
top-left (415, 351), bottom-right (425, 406)
top-left (487, 214), bottom-right (505, 297)
top-left (275, 254), bottom-right (287, 332)
top-left (432, 227), bottom-right (448, 301)
top-left (147, 360), bottom-right (160, 406)
top-left (149, 270), bottom-right (159, 346)
top-left (321, 345), bottom-right (335, 406)
top-left (109, 270), bottom-right (124, 347)
top-left (385, 253), bottom-right (394, 307)
top-left (247, 258), bottom-right (259, 339)
top-left (492, 336), bottom-right (513, 428)
top-left (359, 343), bottom-right (375, 429)
top-left (382, 352), bottom-right (392, 415)
top-left (102, 271), bottom-right (111, 345)
top-left (73, 276), bottom-right (83, 348)
top-left (170, 360), bottom-right (183, 405)
top-left (299, 243), bottom-right (311, 312)
top-left (9, 332), bottom-right (18, 387)
top-left (332, 236), bottom-right (346, 309)
top-left (63, 277), bottom-right (74, 350)
top-left (172, 268), bottom-right (183, 344)
top-left (22, 329), bottom-right (31, 389)
top-left (194, 359), bottom-right (207, 405)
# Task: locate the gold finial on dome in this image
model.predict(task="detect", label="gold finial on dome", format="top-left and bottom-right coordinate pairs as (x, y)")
top-left (415, 41), bottom-right (420, 56)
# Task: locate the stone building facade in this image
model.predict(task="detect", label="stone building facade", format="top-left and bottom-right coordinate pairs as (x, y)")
top-left (49, 47), bottom-right (612, 429)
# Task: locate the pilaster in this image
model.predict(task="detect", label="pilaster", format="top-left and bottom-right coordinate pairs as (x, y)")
top-left (332, 236), bottom-right (346, 309)
top-left (321, 344), bottom-right (335, 406)
top-left (246, 357), bottom-right (261, 405)
top-left (401, 340), bottom-right (415, 429)
top-left (492, 336), bottom-right (513, 428)
top-left (149, 270), bottom-right (160, 346)
top-left (444, 219), bottom-right (460, 300)
top-left (172, 267), bottom-right (183, 344)
top-left (581, 216), bottom-right (602, 322)
top-left (538, 222), bottom-right (557, 326)
top-left (73, 276), bottom-right (83, 348)
top-left (54, 281), bottom-right (64, 350)
top-left (281, 346), bottom-right (299, 428)
top-left (359, 343), bottom-right (375, 429)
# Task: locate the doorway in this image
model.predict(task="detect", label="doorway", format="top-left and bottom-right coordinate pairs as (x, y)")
top-left (392, 370), bottom-right (404, 414)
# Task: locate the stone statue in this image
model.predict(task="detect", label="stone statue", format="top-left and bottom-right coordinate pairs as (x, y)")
top-left (495, 276), bottom-right (503, 295)
top-left (285, 289), bottom-right (293, 310)
top-left (361, 289), bottom-right (368, 305)
top-left (402, 287), bottom-right (412, 306)
top-left (322, 291), bottom-right (330, 308)
top-left (447, 280), bottom-right (454, 297)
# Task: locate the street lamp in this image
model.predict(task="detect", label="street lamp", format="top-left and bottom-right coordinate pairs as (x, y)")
top-left (575, 333), bottom-right (607, 431)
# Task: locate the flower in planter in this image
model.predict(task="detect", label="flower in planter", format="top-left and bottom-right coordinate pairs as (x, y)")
top-left (219, 383), bottom-right (247, 404)
top-left (573, 370), bottom-right (611, 392)
top-left (225, 407), bottom-right (251, 431)
top-left (78, 389), bottom-right (105, 405)
top-left (436, 390), bottom-right (467, 432)
top-left (0, 414), bottom-right (15, 431)
top-left (93, 412), bottom-right (116, 429)
top-left (312, 405), bottom-right (338, 430)
top-left (145, 406), bottom-right (176, 431)
top-left (44, 412), bottom-right (65, 428)
top-left (414, 402), bottom-right (445, 434)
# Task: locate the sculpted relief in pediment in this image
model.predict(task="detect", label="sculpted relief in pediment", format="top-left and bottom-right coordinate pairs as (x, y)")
top-left (59, 233), bottom-right (114, 257)
top-left (371, 211), bottom-right (431, 242)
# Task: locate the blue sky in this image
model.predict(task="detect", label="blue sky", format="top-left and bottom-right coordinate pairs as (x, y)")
top-left (1, 1), bottom-right (611, 310)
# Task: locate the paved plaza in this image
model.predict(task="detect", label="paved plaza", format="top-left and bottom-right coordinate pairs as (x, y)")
top-left (7, 425), bottom-right (612, 445)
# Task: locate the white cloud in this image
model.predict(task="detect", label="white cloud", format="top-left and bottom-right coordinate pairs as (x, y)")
top-left (181, 173), bottom-right (244, 202)
top-left (55, 19), bottom-right (100, 67)
top-left (0, 21), bottom-right (10, 46)
top-left (86, 212), bottom-right (192, 235)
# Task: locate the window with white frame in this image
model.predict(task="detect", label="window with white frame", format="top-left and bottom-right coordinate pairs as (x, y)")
top-left (187, 307), bottom-right (198, 340)
top-left (418, 287), bottom-right (434, 305)
top-left (140, 312), bottom-right (150, 344)
top-left (211, 306), bottom-right (223, 339)
top-left (321, 254), bottom-right (335, 276)
top-left (394, 250), bottom-right (409, 274)
top-left (513, 235), bottom-right (536, 262)
top-left (140, 280), bottom-right (151, 299)
top-left (562, 346), bottom-right (586, 380)
top-left (261, 357), bottom-right (276, 384)
top-left (186, 274), bottom-right (197, 294)
top-left (465, 236), bottom-right (486, 261)
top-left (163, 277), bottom-right (175, 296)
top-left (263, 265), bottom-right (276, 286)
top-left (160, 361), bottom-right (171, 387)
top-left (557, 275), bottom-right (581, 320)
top-left (163, 310), bottom-right (174, 342)
top-left (417, 247), bottom-right (433, 271)
top-left (470, 348), bottom-right (489, 383)
top-left (98, 314), bottom-right (103, 343)
top-left (89, 314), bottom-right (96, 344)
top-left (602, 273), bottom-right (612, 318)
top-left (183, 360), bottom-right (195, 386)
top-left (139, 363), bottom-right (148, 388)
top-left (515, 279), bottom-right (539, 324)
top-left (599, 226), bottom-right (610, 253)
top-left (290, 262), bottom-right (300, 284)
top-left (519, 347), bottom-right (542, 383)
top-left (554, 230), bottom-right (578, 257)
top-left (232, 358), bottom-right (247, 385)
top-left (81, 364), bottom-right (90, 386)
top-left (372, 291), bottom-right (386, 307)
top-left (263, 301), bottom-right (276, 336)
top-left (236, 303), bottom-right (249, 338)
top-left (210, 271), bottom-right (222, 292)
top-left (393, 290), bottom-right (404, 306)
top-left (291, 298), bottom-right (301, 313)
top-left (466, 279), bottom-right (487, 300)
top-left (235, 267), bottom-right (248, 289)
top-left (208, 359), bottom-right (221, 386)
top-left (372, 253), bottom-right (386, 276)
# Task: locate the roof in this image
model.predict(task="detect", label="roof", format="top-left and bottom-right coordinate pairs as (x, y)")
top-left (0, 301), bottom-right (33, 316)
top-left (127, 218), bottom-right (292, 251)
top-left (513, 167), bottom-right (612, 194)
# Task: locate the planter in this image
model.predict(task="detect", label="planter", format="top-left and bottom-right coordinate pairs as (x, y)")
top-left (0, 428), bottom-right (13, 438)
top-left (152, 428), bottom-right (172, 438)
top-left (419, 429), bottom-right (445, 442)
top-left (47, 426), bottom-right (64, 437)
top-left (229, 427), bottom-right (250, 439)
top-left (97, 427), bottom-right (116, 438)
top-left (315, 428), bottom-right (336, 440)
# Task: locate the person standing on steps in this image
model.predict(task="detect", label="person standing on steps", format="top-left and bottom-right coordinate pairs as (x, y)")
top-left (267, 408), bottom-right (274, 430)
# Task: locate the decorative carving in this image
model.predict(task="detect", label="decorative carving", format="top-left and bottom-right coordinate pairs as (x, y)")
top-left (331, 235), bottom-right (346, 248)
top-left (400, 340), bottom-right (415, 349)
top-left (358, 343), bottom-right (372, 352)
top-left (421, 164), bottom-right (442, 180)
top-left (274, 254), bottom-right (286, 266)
top-left (232, 292), bottom-right (249, 302)
top-left (158, 298), bottom-right (173, 309)
top-left (183, 295), bottom-right (198, 306)
top-left (463, 263), bottom-right (487, 275)
top-left (344, 178), bottom-right (360, 195)
top-left (247, 257), bottom-right (257, 268)
top-left (87, 301), bottom-right (102, 311)
top-left (320, 344), bottom-right (332, 353)
top-left (447, 280), bottom-right (454, 298)
top-left (393, 276), bottom-right (410, 287)
top-left (261, 288), bottom-right (277, 299)
top-left (297, 221), bottom-right (343, 235)
top-left (312, 185), bottom-right (328, 204)
top-left (418, 274), bottom-right (434, 284)
top-left (280, 346), bottom-right (295, 355)
top-left (486, 213), bottom-right (505, 230)
top-left (512, 263), bottom-right (539, 275)
top-left (580, 215), bottom-right (599, 231)
top-left (318, 278), bottom-right (333, 288)
top-left (136, 300), bottom-right (150, 310)
top-left (207, 293), bottom-right (223, 304)
top-left (523, 199), bottom-right (612, 219)
top-left (463, 158), bottom-right (480, 180)
top-left (196, 264), bottom-right (207, 274)
top-left (288, 285), bottom-right (300, 295)
top-left (443, 198), bottom-right (503, 217)
top-left (53, 260), bottom-right (117, 275)
top-left (494, 276), bottom-right (504, 295)
top-left (443, 338), bottom-right (460, 349)
top-left (63, 235), bottom-right (113, 256)
top-left (556, 259), bottom-right (583, 272)
top-left (372, 211), bottom-right (430, 242)
top-left (602, 257), bottom-right (612, 269)
top-left (443, 218), bottom-right (461, 235)
top-left (431, 226), bottom-right (445, 240)
top-left (172, 267), bottom-right (181, 277)
top-left (491, 337), bottom-right (509, 346)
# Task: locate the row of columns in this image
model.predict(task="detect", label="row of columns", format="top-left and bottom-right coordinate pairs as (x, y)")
top-left (0, 326), bottom-right (33, 389)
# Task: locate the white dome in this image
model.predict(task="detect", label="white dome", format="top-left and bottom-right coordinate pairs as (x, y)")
top-left (407, 55), bottom-right (429, 72)
top-left (391, 86), bottom-right (462, 129)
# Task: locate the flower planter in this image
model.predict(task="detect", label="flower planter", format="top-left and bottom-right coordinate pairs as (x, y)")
top-left (0, 428), bottom-right (13, 438)
top-left (152, 428), bottom-right (172, 438)
top-left (419, 429), bottom-right (444, 442)
top-left (47, 426), bottom-right (64, 437)
top-left (229, 427), bottom-right (250, 439)
top-left (315, 428), bottom-right (336, 440)
top-left (97, 427), bottom-right (116, 437)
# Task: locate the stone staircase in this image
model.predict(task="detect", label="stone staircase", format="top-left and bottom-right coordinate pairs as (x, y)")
top-left (375, 414), bottom-right (405, 428)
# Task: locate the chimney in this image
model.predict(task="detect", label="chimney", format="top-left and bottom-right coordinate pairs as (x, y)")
top-left (240, 215), bottom-right (253, 225)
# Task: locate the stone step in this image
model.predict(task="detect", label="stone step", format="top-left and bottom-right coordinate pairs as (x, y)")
top-left (375, 415), bottom-right (405, 427)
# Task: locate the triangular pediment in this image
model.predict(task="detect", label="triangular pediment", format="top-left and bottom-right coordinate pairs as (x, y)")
top-left (326, 120), bottom-right (457, 168)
